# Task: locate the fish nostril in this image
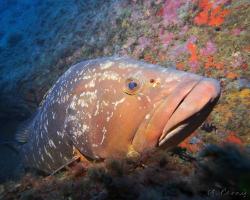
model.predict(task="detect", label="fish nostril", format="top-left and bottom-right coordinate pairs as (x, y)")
top-left (150, 78), bottom-right (161, 87)
top-left (150, 79), bottom-right (155, 83)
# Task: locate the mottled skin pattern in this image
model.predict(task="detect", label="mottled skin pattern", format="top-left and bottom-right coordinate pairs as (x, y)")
top-left (21, 57), bottom-right (220, 173)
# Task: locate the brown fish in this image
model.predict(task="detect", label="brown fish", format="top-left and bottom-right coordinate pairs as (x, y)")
top-left (17, 56), bottom-right (220, 173)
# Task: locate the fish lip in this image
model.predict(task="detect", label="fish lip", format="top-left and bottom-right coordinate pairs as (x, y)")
top-left (158, 78), bottom-right (221, 147)
top-left (157, 85), bottom-right (198, 144)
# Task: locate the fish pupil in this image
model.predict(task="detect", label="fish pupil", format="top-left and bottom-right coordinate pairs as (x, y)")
top-left (128, 81), bottom-right (137, 90)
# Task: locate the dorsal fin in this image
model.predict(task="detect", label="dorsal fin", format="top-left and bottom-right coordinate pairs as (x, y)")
top-left (15, 113), bottom-right (36, 144)
top-left (15, 120), bottom-right (31, 144)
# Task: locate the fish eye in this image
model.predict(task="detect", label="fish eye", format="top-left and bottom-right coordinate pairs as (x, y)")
top-left (124, 78), bottom-right (140, 95)
top-left (128, 81), bottom-right (138, 90)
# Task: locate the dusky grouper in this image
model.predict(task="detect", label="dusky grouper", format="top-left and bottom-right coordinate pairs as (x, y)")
top-left (16, 56), bottom-right (221, 174)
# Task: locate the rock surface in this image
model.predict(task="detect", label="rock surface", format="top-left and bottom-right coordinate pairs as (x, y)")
top-left (0, 0), bottom-right (249, 193)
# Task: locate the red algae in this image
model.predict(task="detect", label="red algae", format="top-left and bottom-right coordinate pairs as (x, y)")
top-left (176, 62), bottom-right (185, 70)
top-left (209, 5), bottom-right (230, 26)
top-left (179, 135), bottom-right (204, 153)
top-left (187, 41), bottom-right (200, 71)
top-left (204, 56), bottom-right (224, 70)
top-left (187, 42), bottom-right (198, 62)
top-left (194, 0), bottom-right (212, 25)
top-left (194, 0), bottom-right (230, 27)
top-left (223, 131), bottom-right (243, 145)
top-left (226, 72), bottom-right (238, 80)
top-left (143, 53), bottom-right (157, 64)
top-left (156, 7), bottom-right (164, 17)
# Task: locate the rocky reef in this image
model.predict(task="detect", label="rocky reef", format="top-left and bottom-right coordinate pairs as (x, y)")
top-left (0, 0), bottom-right (249, 199)
top-left (1, 145), bottom-right (250, 199)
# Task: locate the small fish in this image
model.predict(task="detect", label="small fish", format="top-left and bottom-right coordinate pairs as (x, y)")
top-left (16, 56), bottom-right (220, 173)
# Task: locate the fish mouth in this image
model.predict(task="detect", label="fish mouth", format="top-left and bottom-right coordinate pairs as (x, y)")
top-left (132, 77), bottom-right (220, 153)
top-left (158, 78), bottom-right (221, 148)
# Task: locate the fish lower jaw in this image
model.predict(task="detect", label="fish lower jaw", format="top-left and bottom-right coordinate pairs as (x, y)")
top-left (158, 78), bottom-right (221, 148)
top-left (158, 123), bottom-right (188, 146)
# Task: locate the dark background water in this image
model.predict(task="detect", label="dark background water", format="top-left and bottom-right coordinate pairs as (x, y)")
top-left (0, 0), bottom-right (118, 182)
top-left (0, 0), bottom-right (37, 182)
top-left (0, 0), bottom-right (81, 181)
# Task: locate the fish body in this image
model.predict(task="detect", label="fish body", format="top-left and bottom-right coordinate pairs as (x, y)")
top-left (19, 56), bottom-right (220, 173)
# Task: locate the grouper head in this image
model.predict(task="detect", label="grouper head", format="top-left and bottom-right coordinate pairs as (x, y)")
top-left (65, 57), bottom-right (220, 160)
